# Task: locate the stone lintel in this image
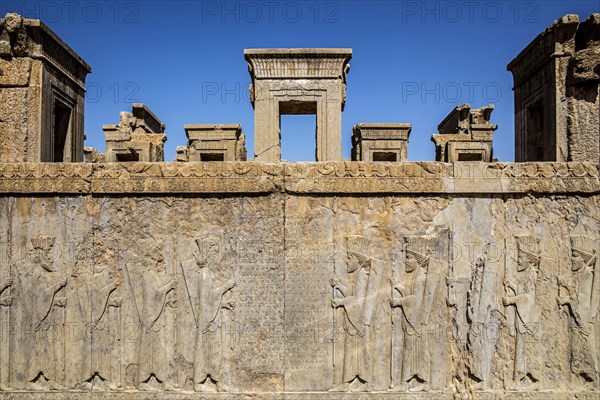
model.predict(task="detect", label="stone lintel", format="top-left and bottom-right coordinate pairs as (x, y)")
top-left (0, 162), bottom-right (598, 195)
top-left (184, 124), bottom-right (242, 141)
top-left (244, 48), bottom-right (352, 81)
top-left (132, 103), bottom-right (166, 133)
top-left (353, 123), bottom-right (412, 140)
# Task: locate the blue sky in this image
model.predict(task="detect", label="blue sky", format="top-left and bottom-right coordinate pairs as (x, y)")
top-left (4, 1), bottom-right (599, 161)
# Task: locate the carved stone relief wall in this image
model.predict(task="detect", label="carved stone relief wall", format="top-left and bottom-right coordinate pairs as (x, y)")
top-left (0, 170), bottom-right (598, 398)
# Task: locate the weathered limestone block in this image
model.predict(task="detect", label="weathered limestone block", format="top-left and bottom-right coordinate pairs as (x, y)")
top-left (83, 147), bottom-right (104, 163)
top-left (245, 48), bottom-right (352, 161)
top-left (0, 57), bottom-right (31, 87)
top-left (566, 14), bottom-right (600, 163)
top-left (104, 104), bottom-right (167, 162)
top-left (431, 104), bottom-right (497, 162)
top-left (351, 123), bottom-right (411, 161)
top-left (183, 124), bottom-right (247, 162)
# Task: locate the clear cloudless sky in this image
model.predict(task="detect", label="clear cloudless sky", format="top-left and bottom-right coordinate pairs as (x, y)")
top-left (4, 1), bottom-right (599, 161)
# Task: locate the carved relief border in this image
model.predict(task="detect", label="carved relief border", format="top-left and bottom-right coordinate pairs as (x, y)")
top-left (0, 162), bottom-right (598, 195)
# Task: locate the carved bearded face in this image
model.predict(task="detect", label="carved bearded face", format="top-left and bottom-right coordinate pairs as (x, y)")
top-left (346, 252), bottom-right (369, 274)
top-left (516, 250), bottom-right (534, 272)
top-left (571, 250), bottom-right (587, 272)
top-left (33, 249), bottom-right (54, 272)
top-left (405, 251), bottom-right (420, 273)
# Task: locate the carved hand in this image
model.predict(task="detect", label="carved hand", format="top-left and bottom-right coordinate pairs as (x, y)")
top-left (170, 278), bottom-right (178, 291)
top-left (0, 296), bottom-right (13, 306)
top-left (390, 298), bottom-right (403, 308)
top-left (224, 299), bottom-right (236, 310)
top-left (110, 297), bottom-right (123, 308)
top-left (2, 277), bottom-right (13, 290)
top-left (502, 296), bottom-right (512, 307)
top-left (58, 278), bottom-right (68, 289)
top-left (55, 297), bottom-right (67, 307)
top-left (330, 277), bottom-right (341, 287)
top-left (557, 295), bottom-right (572, 306)
top-left (225, 279), bottom-right (236, 291)
top-left (504, 280), bottom-right (517, 293)
top-left (331, 298), bottom-right (344, 308)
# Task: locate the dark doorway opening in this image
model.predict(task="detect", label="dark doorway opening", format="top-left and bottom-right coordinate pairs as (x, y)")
top-left (53, 100), bottom-right (72, 162)
top-left (526, 102), bottom-right (545, 161)
top-left (200, 153), bottom-right (225, 161)
top-left (372, 152), bottom-right (397, 162)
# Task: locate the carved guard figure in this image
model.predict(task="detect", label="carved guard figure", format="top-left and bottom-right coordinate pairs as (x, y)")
top-left (390, 236), bottom-right (441, 392)
top-left (138, 252), bottom-right (177, 391)
top-left (191, 238), bottom-right (235, 392)
top-left (331, 235), bottom-right (383, 392)
top-left (17, 236), bottom-right (68, 391)
top-left (558, 236), bottom-right (599, 384)
top-left (502, 236), bottom-right (543, 389)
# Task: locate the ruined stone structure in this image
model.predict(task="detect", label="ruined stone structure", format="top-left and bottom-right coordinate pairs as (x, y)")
top-left (431, 104), bottom-right (498, 162)
top-left (245, 48), bottom-right (352, 162)
top-left (351, 123), bottom-right (411, 161)
top-left (179, 124), bottom-right (247, 162)
top-left (0, 13), bottom-right (90, 163)
top-left (103, 104), bottom-right (167, 162)
top-left (0, 12), bottom-right (600, 400)
top-left (508, 14), bottom-right (600, 162)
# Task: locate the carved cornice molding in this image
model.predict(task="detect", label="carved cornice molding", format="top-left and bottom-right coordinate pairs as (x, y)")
top-left (0, 162), bottom-right (598, 195)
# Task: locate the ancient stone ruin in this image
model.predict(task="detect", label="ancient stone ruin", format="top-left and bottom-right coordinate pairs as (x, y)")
top-left (0, 11), bottom-right (599, 400)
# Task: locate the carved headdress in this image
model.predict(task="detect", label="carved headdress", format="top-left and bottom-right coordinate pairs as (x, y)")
top-left (404, 236), bottom-right (432, 267)
top-left (515, 236), bottom-right (540, 271)
top-left (30, 236), bottom-right (55, 251)
top-left (570, 236), bottom-right (597, 268)
top-left (346, 235), bottom-right (371, 261)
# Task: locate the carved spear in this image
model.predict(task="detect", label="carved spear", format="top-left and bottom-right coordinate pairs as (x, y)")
top-left (122, 261), bottom-right (141, 325)
top-left (179, 259), bottom-right (198, 329)
top-left (504, 237), bottom-right (515, 336)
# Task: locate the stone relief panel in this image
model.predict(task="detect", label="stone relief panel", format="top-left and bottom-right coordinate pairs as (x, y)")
top-left (0, 193), bottom-right (598, 397)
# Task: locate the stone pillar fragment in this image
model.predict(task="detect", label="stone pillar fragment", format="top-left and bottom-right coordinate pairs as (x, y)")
top-left (104, 104), bottom-right (167, 162)
top-left (351, 123), bottom-right (411, 161)
top-left (183, 124), bottom-right (247, 162)
top-left (431, 104), bottom-right (497, 162)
